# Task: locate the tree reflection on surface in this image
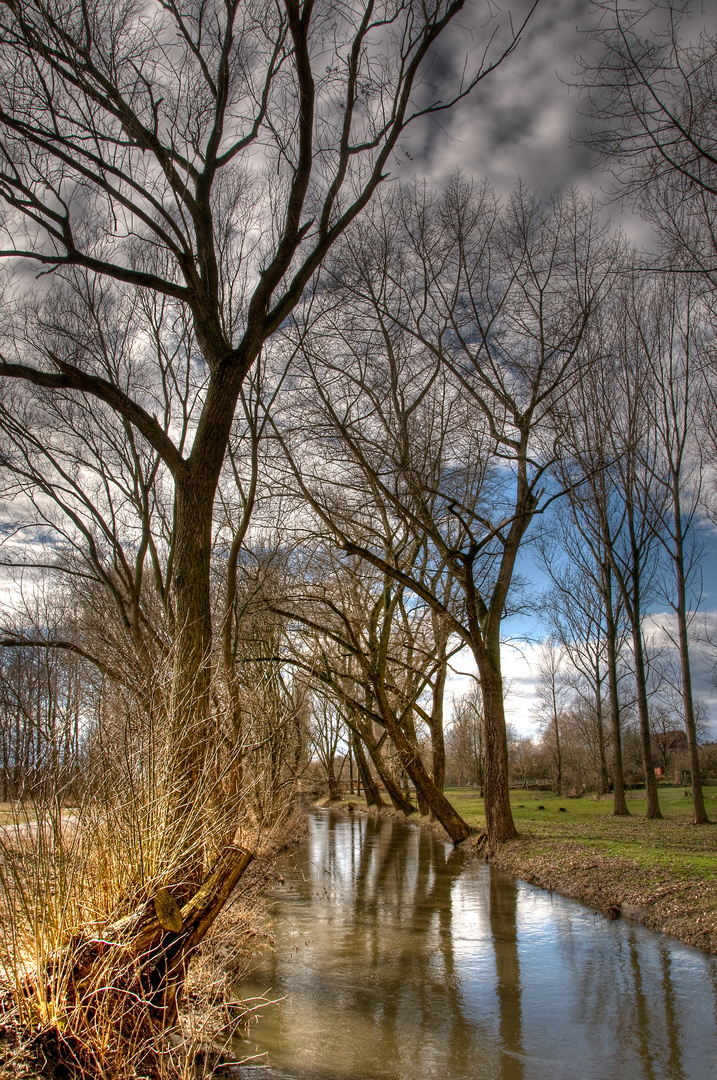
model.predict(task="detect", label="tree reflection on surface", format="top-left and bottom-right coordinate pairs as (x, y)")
top-left (235, 810), bottom-right (717, 1080)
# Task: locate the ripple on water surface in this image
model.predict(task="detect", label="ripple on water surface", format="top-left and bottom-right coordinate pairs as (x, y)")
top-left (233, 809), bottom-right (717, 1080)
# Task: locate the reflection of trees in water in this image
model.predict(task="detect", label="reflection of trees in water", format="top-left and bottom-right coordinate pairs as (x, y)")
top-left (552, 920), bottom-right (647, 1055)
top-left (489, 871), bottom-right (525, 1080)
top-left (659, 946), bottom-right (685, 1080)
top-left (332, 815), bottom-right (529, 1079)
top-left (250, 812), bottom-right (717, 1080)
top-left (546, 902), bottom-right (697, 1077)
top-left (629, 933), bottom-right (658, 1080)
top-left (344, 814), bottom-right (481, 1076)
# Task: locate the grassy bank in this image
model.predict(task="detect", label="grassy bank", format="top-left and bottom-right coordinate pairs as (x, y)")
top-left (451, 785), bottom-right (717, 955)
top-left (337, 786), bottom-right (717, 954)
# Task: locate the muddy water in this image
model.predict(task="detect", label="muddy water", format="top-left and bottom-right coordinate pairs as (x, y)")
top-left (234, 809), bottom-right (717, 1080)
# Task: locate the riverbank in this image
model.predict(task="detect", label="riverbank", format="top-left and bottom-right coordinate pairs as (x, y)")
top-left (0, 808), bottom-right (307, 1080)
top-left (332, 786), bottom-right (717, 956)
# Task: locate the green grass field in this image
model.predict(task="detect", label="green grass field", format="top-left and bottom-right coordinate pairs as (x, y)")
top-left (445, 785), bottom-right (717, 880)
top-left (337, 784), bottom-right (717, 874)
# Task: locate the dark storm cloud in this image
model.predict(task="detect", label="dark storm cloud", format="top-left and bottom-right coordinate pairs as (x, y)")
top-left (403, 0), bottom-right (607, 198)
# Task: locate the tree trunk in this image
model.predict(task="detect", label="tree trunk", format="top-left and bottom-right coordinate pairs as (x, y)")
top-left (361, 726), bottom-right (414, 814)
top-left (631, 611), bottom-right (662, 819)
top-left (604, 568), bottom-right (629, 815)
top-left (672, 492), bottom-right (709, 824)
top-left (374, 689), bottom-right (469, 842)
top-left (553, 712), bottom-right (563, 797)
top-left (428, 628), bottom-right (448, 821)
top-left (60, 846), bottom-right (254, 1038)
top-left (403, 711), bottom-right (430, 815)
top-left (475, 652), bottom-right (517, 844)
top-left (378, 762), bottom-right (415, 815)
top-left (327, 765), bottom-right (341, 801)
top-left (594, 684), bottom-right (610, 795)
top-left (352, 731), bottom-right (384, 808)
top-left (169, 473), bottom-right (216, 792)
top-left (348, 736), bottom-right (355, 795)
top-left (169, 364), bottom-right (250, 792)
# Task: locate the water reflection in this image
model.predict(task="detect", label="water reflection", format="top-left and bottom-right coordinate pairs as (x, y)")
top-left (489, 872), bottom-right (525, 1080)
top-left (235, 810), bottom-right (717, 1080)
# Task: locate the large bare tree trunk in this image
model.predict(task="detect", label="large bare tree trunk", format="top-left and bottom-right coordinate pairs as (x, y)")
top-left (374, 687), bottom-right (469, 842)
top-left (477, 657), bottom-right (518, 844)
top-left (351, 731), bottom-right (385, 808)
top-left (672, 492), bottom-right (709, 824)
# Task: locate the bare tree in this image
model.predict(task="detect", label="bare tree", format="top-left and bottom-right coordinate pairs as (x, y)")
top-left (308, 693), bottom-right (347, 801)
top-left (556, 277), bottom-right (668, 817)
top-left (540, 567), bottom-right (618, 796)
top-left (540, 482), bottom-right (632, 812)
top-left (0, 4), bottom-right (548, 1044)
top-left (581, 0), bottom-right (717, 276)
top-left (0, 0), bottom-right (532, 791)
top-left (267, 538), bottom-right (471, 838)
top-left (275, 179), bottom-right (619, 845)
top-left (531, 637), bottom-right (569, 796)
top-left (631, 273), bottom-right (710, 822)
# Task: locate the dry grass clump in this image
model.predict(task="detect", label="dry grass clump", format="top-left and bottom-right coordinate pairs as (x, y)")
top-left (0, 703), bottom-right (305, 1079)
top-left (0, 801), bottom-right (297, 1079)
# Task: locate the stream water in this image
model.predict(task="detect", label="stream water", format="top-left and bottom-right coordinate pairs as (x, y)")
top-left (234, 808), bottom-right (717, 1080)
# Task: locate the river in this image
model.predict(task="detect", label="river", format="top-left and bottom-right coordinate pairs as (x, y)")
top-left (233, 808), bottom-right (717, 1080)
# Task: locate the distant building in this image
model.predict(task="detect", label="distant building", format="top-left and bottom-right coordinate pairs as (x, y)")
top-left (651, 729), bottom-right (688, 776)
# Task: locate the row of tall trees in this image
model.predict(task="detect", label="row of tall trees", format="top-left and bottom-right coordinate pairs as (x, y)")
top-left (3, 178), bottom-right (717, 839)
top-left (2, 7), bottom-right (717, 1061)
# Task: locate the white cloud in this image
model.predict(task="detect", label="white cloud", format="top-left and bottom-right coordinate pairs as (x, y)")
top-left (446, 615), bottom-right (717, 742)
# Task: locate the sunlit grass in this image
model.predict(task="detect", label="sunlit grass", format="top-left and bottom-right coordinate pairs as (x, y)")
top-left (444, 786), bottom-right (717, 875)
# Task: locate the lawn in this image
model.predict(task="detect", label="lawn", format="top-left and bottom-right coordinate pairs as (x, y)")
top-left (446, 785), bottom-right (717, 873)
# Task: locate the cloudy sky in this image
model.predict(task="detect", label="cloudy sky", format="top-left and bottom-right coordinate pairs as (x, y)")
top-left (1, 1), bottom-right (714, 736)
top-left (399, 0), bottom-right (717, 737)
top-left (404, 0), bottom-right (606, 197)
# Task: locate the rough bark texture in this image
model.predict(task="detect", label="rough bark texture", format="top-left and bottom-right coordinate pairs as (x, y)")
top-left (352, 731), bottom-right (385, 809)
top-left (475, 654), bottom-right (518, 845)
top-left (428, 624), bottom-right (449, 819)
top-left (604, 569), bottom-right (629, 816)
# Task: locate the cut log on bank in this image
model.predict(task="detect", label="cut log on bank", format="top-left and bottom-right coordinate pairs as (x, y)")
top-left (32, 845), bottom-right (254, 1037)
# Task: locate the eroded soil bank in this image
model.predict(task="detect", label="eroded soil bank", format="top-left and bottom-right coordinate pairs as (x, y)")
top-left (489, 833), bottom-right (717, 955)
